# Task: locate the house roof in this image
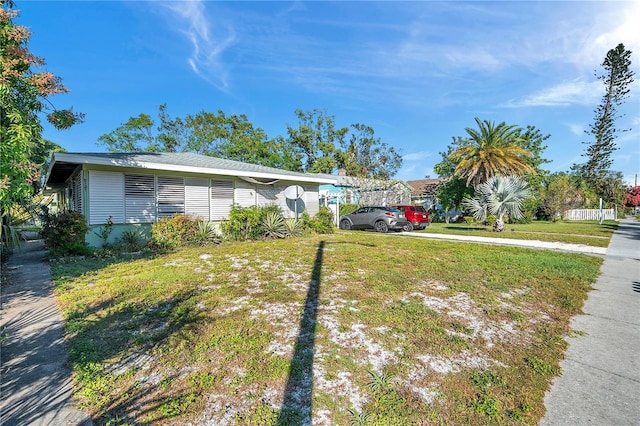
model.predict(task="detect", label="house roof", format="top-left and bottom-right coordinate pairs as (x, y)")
top-left (317, 173), bottom-right (413, 190)
top-left (406, 179), bottom-right (442, 195)
top-left (44, 152), bottom-right (337, 189)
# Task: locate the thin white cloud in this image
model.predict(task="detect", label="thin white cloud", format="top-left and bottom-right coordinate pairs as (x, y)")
top-left (160, 1), bottom-right (236, 90)
top-left (503, 79), bottom-right (602, 108)
top-left (403, 151), bottom-right (433, 161)
top-left (567, 123), bottom-right (584, 136)
top-left (574, 1), bottom-right (640, 67)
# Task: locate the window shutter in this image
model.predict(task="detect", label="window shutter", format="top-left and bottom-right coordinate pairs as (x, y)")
top-left (185, 178), bottom-right (210, 220)
top-left (210, 179), bottom-right (234, 220)
top-left (157, 176), bottom-right (185, 218)
top-left (125, 174), bottom-right (156, 223)
top-left (72, 173), bottom-right (83, 213)
top-left (89, 171), bottom-right (125, 224)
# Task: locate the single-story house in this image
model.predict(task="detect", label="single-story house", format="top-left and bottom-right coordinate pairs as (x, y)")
top-left (43, 152), bottom-right (337, 246)
top-left (406, 178), bottom-right (442, 208)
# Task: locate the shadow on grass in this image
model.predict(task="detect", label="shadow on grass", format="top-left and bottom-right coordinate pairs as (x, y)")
top-left (68, 286), bottom-right (206, 424)
top-left (277, 240), bottom-right (324, 424)
top-left (442, 226), bottom-right (488, 232)
top-left (46, 249), bottom-right (210, 424)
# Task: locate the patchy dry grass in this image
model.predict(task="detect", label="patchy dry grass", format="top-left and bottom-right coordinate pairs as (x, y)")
top-left (52, 233), bottom-right (602, 425)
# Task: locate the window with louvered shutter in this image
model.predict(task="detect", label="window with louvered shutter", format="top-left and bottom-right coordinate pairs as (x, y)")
top-left (157, 176), bottom-right (185, 218)
top-left (89, 170), bottom-right (124, 224)
top-left (210, 179), bottom-right (233, 220)
top-left (185, 178), bottom-right (210, 219)
top-left (125, 174), bottom-right (156, 223)
top-left (72, 173), bottom-right (83, 213)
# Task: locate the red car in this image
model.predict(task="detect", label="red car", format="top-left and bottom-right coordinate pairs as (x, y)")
top-left (392, 205), bottom-right (430, 231)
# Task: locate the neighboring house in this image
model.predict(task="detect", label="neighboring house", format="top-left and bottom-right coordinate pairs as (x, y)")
top-left (407, 178), bottom-right (464, 222)
top-left (43, 152), bottom-right (336, 246)
top-left (406, 179), bottom-right (442, 208)
top-left (318, 171), bottom-right (412, 223)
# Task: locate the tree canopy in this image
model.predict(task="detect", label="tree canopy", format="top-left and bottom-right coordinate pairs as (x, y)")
top-left (451, 118), bottom-right (536, 187)
top-left (336, 123), bottom-right (403, 180)
top-left (99, 106), bottom-right (403, 179)
top-left (97, 105), bottom-right (302, 171)
top-left (0, 3), bottom-right (83, 220)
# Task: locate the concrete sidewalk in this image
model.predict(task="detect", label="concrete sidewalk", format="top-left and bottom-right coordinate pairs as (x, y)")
top-left (0, 240), bottom-right (92, 426)
top-left (392, 229), bottom-right (608, 255)
top-left (541, 217), bottom-right (640, 425)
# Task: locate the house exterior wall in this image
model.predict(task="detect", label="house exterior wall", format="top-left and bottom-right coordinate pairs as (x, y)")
top-left (64, 164), bottom-right (321, 246)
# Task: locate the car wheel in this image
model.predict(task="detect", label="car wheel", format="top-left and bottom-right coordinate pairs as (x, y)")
top-left (340, 219), bottom-right (352, 230)
top-left (402, 223), bottom-right (414, 232)
top-left (374, 220), bottom-right (389, 233)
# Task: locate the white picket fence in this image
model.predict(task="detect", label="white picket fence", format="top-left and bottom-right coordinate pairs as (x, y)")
top-left (564, 209), bottom-right (615, 221)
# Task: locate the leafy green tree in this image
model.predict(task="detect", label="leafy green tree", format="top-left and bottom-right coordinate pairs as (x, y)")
top-left (433, 146), bottom-right (474, 222)
top-left (98, 104), bottom-right (185, 153)
top-left (462, 175), bottom-right (531, 232)
top-left (538, 173), bottom-right (584, 220)
top-left (598, 171), bottom-right (627, 209)
top-left (97, 105), bottom-right (301, 170)
top-left (98, 112), bottom-right (156, 152)
top-left (286, 108), bottom-right (348, 174)
top-left (1, 3), bottom-right (83, 223)
top-left (451, 118), bottom-right (536, 187)
top-left (184, 110), bottom-right (301, 170)
top-left (576, 43), bottom-right (634, 195)
top-left (516, 125), bottom-right (551, 190)
top-left (336, 123), bottom-right (402, 179)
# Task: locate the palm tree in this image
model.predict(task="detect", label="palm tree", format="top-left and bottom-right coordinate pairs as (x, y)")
top-left (462, 175), bottom-right (531, 232)
top-left (452, 118), bottom-right (535, 187)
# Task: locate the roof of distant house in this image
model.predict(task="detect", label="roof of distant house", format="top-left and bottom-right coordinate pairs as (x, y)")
top-left (406, 179), bottom-right (442, 195)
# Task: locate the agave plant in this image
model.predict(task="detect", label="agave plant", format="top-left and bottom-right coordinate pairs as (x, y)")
top-left (462, 175), bottom-right (531, 232)
top-left (261, 211), bottom-right (287, 239)
top-left (192, 220), bottom-right (221, 245)
top-left (283, 218), bottom-right (302, 237)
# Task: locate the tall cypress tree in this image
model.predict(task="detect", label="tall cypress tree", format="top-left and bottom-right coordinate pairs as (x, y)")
top-left (578, 43), bottom-right (634, 195)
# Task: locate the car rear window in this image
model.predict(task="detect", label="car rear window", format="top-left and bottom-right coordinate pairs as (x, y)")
top-left (410, 206), bottom-right (427, 212)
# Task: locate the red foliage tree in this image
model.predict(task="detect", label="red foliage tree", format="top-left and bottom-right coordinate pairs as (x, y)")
top-left (623, 186), bottom-right (640, 207)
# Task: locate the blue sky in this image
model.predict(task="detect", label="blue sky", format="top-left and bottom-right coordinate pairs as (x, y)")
top-left (18, 1), bottom-right (640, 184)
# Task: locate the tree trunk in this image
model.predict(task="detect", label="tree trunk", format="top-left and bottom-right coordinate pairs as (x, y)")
top-left (493, 218), bottom-right (505, 232)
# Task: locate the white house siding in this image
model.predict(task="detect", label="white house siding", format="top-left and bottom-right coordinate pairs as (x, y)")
top-left (257, 185), bottom-right (287, 213)
top-left (86, 170), bottom-right (322, 225)
top-left (272, 185), bottom-right (291, 216)
top-left (124, 174), bottom-right (156, 223)
top-left (88, 170), bottom-right (125, 225)
top-left (185, 178), bottom-right (210, 220)
top-left (304, 186), bottom-right (320, 216)
top-left (235, 180), bottom-right (256, 208)
top-left (210, 179), bottom-right (234, 220)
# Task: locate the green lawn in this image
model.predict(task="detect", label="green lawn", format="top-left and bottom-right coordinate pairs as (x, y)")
top-left (421, 220), bottom-right (618, 247)
top-left (52, 229), bottom-right (605, 425)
